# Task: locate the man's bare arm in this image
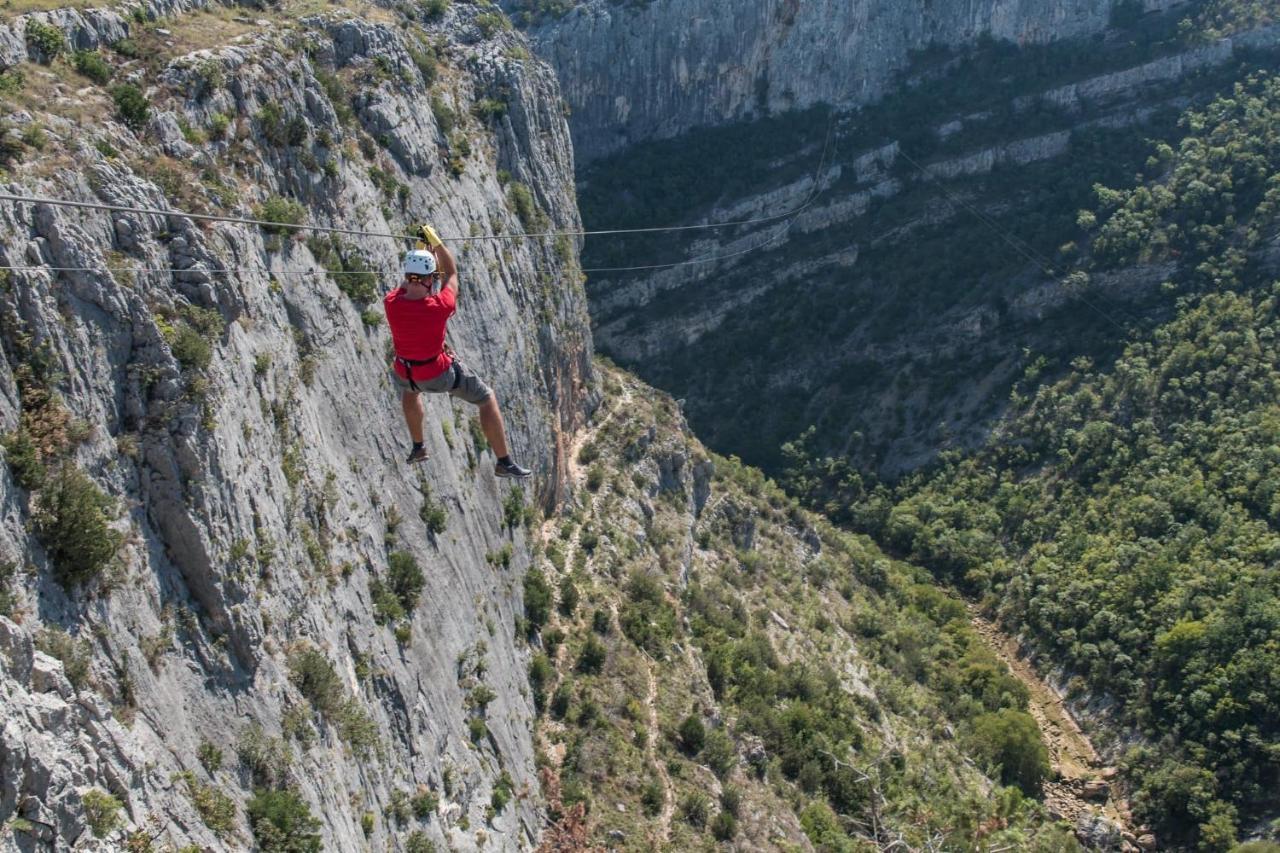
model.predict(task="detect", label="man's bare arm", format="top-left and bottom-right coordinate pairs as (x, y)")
top-left (431, 243), bottom-right (459, 294)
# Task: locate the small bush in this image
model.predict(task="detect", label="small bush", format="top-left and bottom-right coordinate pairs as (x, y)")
top-left (24, 20), bottom-right (65, 62)
top-left (36, 464), bottom-right (122, 587)
top-left (474, 11), bottom-right (509, 38)
top-left (419, 488), bottom-right (447, 535)
top-left (82, 789), bottom-right (122, 838)
top-left (557, 576), bottom-right (578, 617)
top-left (621, 572), bottom-right (677, 656)
top-left (72, 50), bottom-right (112, 85)
top-left (508, 182), bottom-right (546, 230)
top-left (411, 787), bottom-right (438, 819)
top-left (489, 770), bottom-right (513, 814)
top-left (550, 681), bottom-right (572, 718)
top-left (257, 102), bottom-right (307, 147)
top-left (0, 561), bottom-right (15, 618)
top-left (966, 709), bottom-right (1050, 795)
top-left (35, 627), bottom-right (91, 691)
top-left (408, 44), bottom-right (438, 85)
top-left (420, 0), bottom-right (449, 18)
top-left (522, 568), bottom-right (552, 630)
top-left (468, 716), bottom-right (487, 742)
top-left (282, 703), bottom-right (316, 745)
top-left (208, 112), bottom-right (231, 140)
top-left (585, 464), bottom-right (604, 492)
top-left (576, 635), bottom-right (606, 674)
top-left (472, 98), bottom-right (507, 123)
top-left (3, 427), bottom-right (45, 490)
top-left (288, 647), bottom-right (343, 715)
top-left (306, 236), bottom-right (378, 304)
top-left (703, 728), bottom-right (737, 778)
top-left (711, 810), bottom-right (737, 840)
top-left (720, 785), bottom-right (741, 816)
top-left (679, 792), bottom-right (709, 829)
top-left (335, 698), bottom-right (380, 757)
top-left (169, 323), bottom-right (211, 371)
top-left (247, 788), bottom-right (322, 853)
top-left (503, 486), bottom-right (532, 529)
top-left (641, 780), bottom-right (664, 815)
top-left (255, 197), bottom-right (306, 234)
top-left (111, 84), bottom-right (150, 131)
top-left (0, 68), bottom-right (24, 95)
top-left (381, 550), bottom-right (425, 617)
top-left (431, 95), bottom-right (456, 135)
top-left (237, 725), bottom-right (292, 789)
top-left (678, 714), bottom-right (706, 755)
top-left (369, 574), bottom-right (404, 624)
top-left (405, 830), bottom-right (436, 853)
top-left (198, 740), bottom-right (223, 773)
top-left (528, 653), bottom-right (552, 712)
top-left (315, 70), bottom-right (354, 126)
top-left (175, 771), bottom-right (235, 837)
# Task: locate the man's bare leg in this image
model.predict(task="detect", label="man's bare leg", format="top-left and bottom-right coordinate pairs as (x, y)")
top-left (401, 391), bottom-right (425, 444)
top-left (478, 395), bottom-right (509, 458)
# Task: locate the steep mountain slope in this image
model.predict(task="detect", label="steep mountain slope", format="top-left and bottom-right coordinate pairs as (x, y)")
top-left (509, 0), bottom-right (1184, 164)
top-left (525, 362), bottom-right (1120, 851)
top-left (576, 5), bottom-right (1280, 476)
top-left (791, 72), bottom-right (1280, 850)
top-left (0, 1), bottom-right (592, 849)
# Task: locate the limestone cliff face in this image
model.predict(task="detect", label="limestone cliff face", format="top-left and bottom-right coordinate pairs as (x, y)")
top-left (517, 0), bottom-right (1183, 162)
top-left (0, 1), bottom-right (593, 850)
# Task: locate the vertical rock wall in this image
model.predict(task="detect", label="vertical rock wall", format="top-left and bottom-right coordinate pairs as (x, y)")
top-left (518, 0), bottom-right (1185, 162)
top-left (0, 2), bottom-right (593, 849)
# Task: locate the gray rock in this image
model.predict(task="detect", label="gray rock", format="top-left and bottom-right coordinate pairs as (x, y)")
top-left (0, 617), bottom-right (34, 684)
top-left (0, 6), bottom-right (594, 851)
top-left (1076, 814), bottom-right (1123, 850)
top-left (29, 651), bottom-right (71, 698)
top-left (520, 0), bottom-right (1185, 163)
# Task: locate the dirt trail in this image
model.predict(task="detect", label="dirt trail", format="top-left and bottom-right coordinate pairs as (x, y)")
top-left (969, 611), bottom-right (1141, 847)
top-left (538, 382), bottom-right (681, 844)
top-left (643, 658), bottom-right (676, 844)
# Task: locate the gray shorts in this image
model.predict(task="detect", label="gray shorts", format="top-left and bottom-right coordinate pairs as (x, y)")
top-left (391, 360), bottom-right (493, 405)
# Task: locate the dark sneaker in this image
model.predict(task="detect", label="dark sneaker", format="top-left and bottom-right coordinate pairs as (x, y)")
top-left (406, 446), bottom-right (430, 464)
top-left (495, 459), bottom-right (532, 478)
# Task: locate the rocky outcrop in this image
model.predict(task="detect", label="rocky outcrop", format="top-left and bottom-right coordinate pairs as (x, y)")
top-left (516, 0), bottom-right (1184, 162)
top-left (0, 1), bottom-right (593, 850)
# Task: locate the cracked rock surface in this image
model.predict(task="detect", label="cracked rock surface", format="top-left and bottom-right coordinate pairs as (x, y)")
top-left (0, 1), bottom-right (594, 849)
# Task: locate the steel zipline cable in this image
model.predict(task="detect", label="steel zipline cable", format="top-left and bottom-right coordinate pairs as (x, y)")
top-left (0, 115), bottom-right (839, 280)
top-left (0, 190), bottom-right (809, 244)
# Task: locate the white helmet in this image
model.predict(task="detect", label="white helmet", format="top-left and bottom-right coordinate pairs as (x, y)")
top-left (402, 249), bottom-right (437, 277)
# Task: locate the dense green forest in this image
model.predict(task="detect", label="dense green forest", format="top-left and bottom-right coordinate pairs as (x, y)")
top-left (579, 0), bottom-right (1279, 476)
top-left (787, 73), bottom-right (1280, 849)
top-left (533, 367), bottom-right (1076, 850)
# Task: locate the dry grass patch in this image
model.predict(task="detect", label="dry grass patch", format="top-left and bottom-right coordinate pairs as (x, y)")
top-left (0, 0), bottom-right (100, 20)
top-left (159, 6), bottom-right (255, 54)
top-left (0, 62), bottom-right (111, 125)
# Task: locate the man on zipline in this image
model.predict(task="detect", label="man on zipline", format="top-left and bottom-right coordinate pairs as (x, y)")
top-left (384, 224), bottom-right (532, 478)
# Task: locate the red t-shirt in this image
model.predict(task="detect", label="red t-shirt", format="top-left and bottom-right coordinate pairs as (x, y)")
top-left (384, 286), bottom-right (455, 381)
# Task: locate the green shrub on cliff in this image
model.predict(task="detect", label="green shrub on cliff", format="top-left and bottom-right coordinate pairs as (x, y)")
top-left (247, 788), bottom-right (322, 853)
top-left (24, 21), bottom-right (65, 62)
top-left (72, 50), bottom-right (113, 85)
top-left (965, 709), bottom-right (1050, 794)
top-left (36, 464), bottom-right (122, 587)
top-left (110, 84), bottom-right (150, 131)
